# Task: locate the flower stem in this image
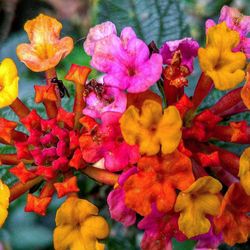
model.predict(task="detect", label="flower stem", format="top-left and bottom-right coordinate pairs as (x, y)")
top-left (0, 154), bottom-right (33, 165)
top-left (74, 83), bottom-right (85, 129)
top-left (82, 166), bottom-right (119, 185)
top-left (10, 176), bottom-right (43, 202)
top-left (9, 98), bottom-right (30, 119)
top-left (191, 73), bottom-right (213, 110)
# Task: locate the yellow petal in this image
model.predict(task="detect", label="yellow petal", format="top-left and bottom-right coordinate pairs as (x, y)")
top-left (239, 147), bottom-right (250, 195)
top-left (157, 105), bottom-right (182, 154)
top-left (175, 176), bottom-right (222, 238)
top-left (0, 180), bottom-right (10, 227)
top-left (198, 22), bottom-right (246, 90)
top-left (0, 58), bottom-right (18, 108)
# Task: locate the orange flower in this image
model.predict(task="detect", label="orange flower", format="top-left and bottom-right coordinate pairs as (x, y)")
top-left (0, 117), bottom-right (17, 144)
top-left (214, 183), bottom-right (250, 245)
top-left (54, 176), bottom-right (80, 198)
top-left (120, 100), bottom-right (182, 155)
top-left (241, 64), bottom-right (250, 109)
top-left (239, 147), bottom-right (250, 195)
top-left (124, 150), bottom-right (195, 216)
top-left (65, 64), bottom-right (91, 85)
top-left (175, 176), bottom-right (222, 238)
top-left (16, 14), bottom-right (73, 72)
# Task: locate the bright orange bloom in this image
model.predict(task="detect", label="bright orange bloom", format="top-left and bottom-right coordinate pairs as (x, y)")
top-left (16, 14), bottom-right (73, 72)
top-left (198, 22), bottom-right (246, 90)
top-left (214, 183), bottom-right (250, 245)
top-left (0, 58), bottom-right (19, 108)
top-left (25, 194), bottom-right (52, 216)
top-left (124, 150), bottom-right (195, 216)
top-left (65, 64), bottom-right (91, 85)
top-left (175, 176), bottom-right (222, 238)
top-left (241, 64), bottom-right (250, 109)
top-left (239, 147), bottom-right (250, 195)
top-left (10, 162), bottom-right (36, 184)
top-left (120, 100), bottom-right (182, 155)
top-left (0, 118), bottom-right (17, 144)
top-left (34, 85), bottom-right (58, 103)
top-left (53, 197), bottom-right (109, 250)
top-left (0, 180), bottom-right (10, 227)
top-left (54, 176), bottom-right (80, 198)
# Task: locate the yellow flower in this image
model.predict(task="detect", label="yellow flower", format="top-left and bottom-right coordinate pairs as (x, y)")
top-left (0, 58), bottom-right (19, 108)
top-left (53, 197), bottom-right (109, 250)
top-left (0, 180), bottom-right (10, 227)
top-left (16, 14), bottom-right (73, 72)
top-left (198, 22), bottom-right (246, 90)
top-left (174, 176), bottom-right (222, 238)
top-left (120, 100), bottom-right (182, 155)
top-left (239, 147), bottom-right (250, 195)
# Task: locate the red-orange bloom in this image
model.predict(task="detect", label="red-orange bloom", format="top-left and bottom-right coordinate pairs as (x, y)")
top-left (25, 194), bottom-right (52, 216)
top-left (54, 176), bottom-right (80, 198)
top-left (214, 183), bottom-right (250, 245)
top-left (10, 162), bottom-right (36, 184)
top-left (124, 150), bottom-right (195, 216)
top-left (0, 118), bottom-right (17, 144)
top-left (16, 14), bottom-right (73, 72)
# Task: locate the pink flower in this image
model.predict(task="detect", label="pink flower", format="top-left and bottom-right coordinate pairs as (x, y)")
top-left (206, 6), bottom-right (250, 58)
top-left (85, 22), bottom-right (163, 93)
top-left (138, 207), bottom-right (186, 250)
top-left (83, 85), bottom-right (127, 119)
top-left (84, 21), bottom-right (117, 56)
top-left (79, 112), bottom-right (140, 172)
top-left (107, 167), bottom-right (137, 227)
top-left (160, 38), bottom-right (199, 73)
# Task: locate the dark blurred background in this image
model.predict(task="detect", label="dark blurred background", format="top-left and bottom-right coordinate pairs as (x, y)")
top-left (0, 0), bottom-right (249, 249)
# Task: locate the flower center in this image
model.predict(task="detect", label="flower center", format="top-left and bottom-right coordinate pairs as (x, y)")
top-left (127, 67), bottom-right (136, 76)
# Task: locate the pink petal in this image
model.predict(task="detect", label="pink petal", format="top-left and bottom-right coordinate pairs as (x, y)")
top-left (84, 21), bottom-right (117, 56)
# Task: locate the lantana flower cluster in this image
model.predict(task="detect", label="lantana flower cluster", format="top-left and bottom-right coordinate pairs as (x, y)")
top-left (0, 6), bottom-right (250, 250)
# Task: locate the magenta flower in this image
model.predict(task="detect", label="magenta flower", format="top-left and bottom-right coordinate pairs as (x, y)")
top-left (83, 85), bottom-right (127, 119)
top-left (84, 21), bottom-right (117, 56)
top-left (206, 5), bottom-right (250, 58)
top-left (107, 167), bottom-right (137, 227)
top-left (79, 112), bottom-right (140, 172)
top-left (85, 23), bottom-right (163, 93)
top-left (138, 207), bottom-right (186, 250)
top-left (160, 38), bottom-right (199, 73)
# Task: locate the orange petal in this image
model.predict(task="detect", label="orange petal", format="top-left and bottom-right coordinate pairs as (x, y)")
top-left (54, 176), bottom-right (80, 198)
top-left (65, 64), bottom-right (91, 85)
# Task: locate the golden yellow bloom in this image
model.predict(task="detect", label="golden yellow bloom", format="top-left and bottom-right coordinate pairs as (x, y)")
top-left (0, 58), bottom-right (19, 108)
top-left (174, 176), bottom-right (222, 238)
top-left (120, 100), bottom-right (182, 156)
top-left (198, 22), bottom-right (246, 90)
top-left (53, 197), bottom-right (109, 250)
top-left (239, 147), bottom-right (250, 195)
top-left (0, 180), bottom-right (10, 227)
top-left (16, 14), bottom-right (73, 72)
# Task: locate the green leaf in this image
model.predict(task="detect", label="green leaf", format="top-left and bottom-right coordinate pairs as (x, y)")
top-left (172, 238), bottom-right (196, 250)
top-left (97, 0), bottom-right (189, 46)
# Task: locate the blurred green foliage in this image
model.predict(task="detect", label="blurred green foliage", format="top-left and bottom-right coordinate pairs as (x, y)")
top-left (0, 0), bottom-right (250, 249)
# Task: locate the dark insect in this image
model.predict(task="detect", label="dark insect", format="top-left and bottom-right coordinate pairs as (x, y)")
top-left (84, 79), bottom-right (104, 99)
top-left (51, 77), bottom-right (70, 98)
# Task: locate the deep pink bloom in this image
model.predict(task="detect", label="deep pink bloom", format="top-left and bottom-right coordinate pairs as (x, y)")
top-left (160, 38), bottom-right (199, 73)
top-left (87, 23), bottom-right (163, 93)
top-left (79, 112), bottom-right (140, 172)
top-left (107, 167), bottom-right (137, 227)
top-left (192, 218), bottom-right (222, 249)
top-left (138, 207), bottom-right (186, 250)
top-left (83, 85), bottom-right (127, 119)
top-left (206, 6), bottom-right (250, 58)
top-left (84, 21), bottom-right (117, 56)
